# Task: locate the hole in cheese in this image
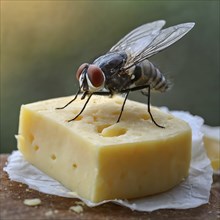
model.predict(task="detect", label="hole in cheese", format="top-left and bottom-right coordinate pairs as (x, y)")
top-left (93, 115), bottom-right (98, 122)
top-left (50, 154), bottom-right (57, 160)
top-left (101, 126), bottom-right (127, 137)
top-left (140, 113), bottom-right (150, 120)
top-left (74, 115), bottom-right (83, 121)
top-left (72, 163), bottom-right (78, 169)
top-left (71, 110), bottom-right (83, 121)
top-left (34, 145), bottom-right (39, 151)
top-left (29, 133), bottom-right (34, 143)
top-left (96, 124), bottom-right (111, 133)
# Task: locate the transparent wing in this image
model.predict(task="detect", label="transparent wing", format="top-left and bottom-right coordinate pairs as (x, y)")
top-left (109, 21), bottom-right (195, 69)
top-left (110, 20), bottom-right (166, 52)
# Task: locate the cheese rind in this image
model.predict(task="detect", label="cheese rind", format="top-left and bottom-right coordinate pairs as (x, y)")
top-left (17, 95), bottom-right (192, 202)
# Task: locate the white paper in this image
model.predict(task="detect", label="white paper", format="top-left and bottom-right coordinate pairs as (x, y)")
top-left (4, 110), bottom-right (213, 212)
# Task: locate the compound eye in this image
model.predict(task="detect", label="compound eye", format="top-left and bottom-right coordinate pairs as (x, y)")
top-left (76, 63), bottom-right (88, 80)
top-left (87, 65), bottom-right (104, 87)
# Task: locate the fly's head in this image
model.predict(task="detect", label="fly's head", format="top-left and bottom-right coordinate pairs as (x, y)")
top-left (76, 63), bottom-right (105, 94)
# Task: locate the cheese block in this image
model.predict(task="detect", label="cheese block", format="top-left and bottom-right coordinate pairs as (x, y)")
top-left (17, 95), bottom-right (192, 202)
top-left (202, 125), bottom-right (220, 171)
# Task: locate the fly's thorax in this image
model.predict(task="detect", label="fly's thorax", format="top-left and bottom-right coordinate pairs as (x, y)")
top-left (93, 52), bottom-right (127, 79)
top-left (92, 52), bottom-right (130, 92)
top-left (133, 60), bottom-right (169, 92)
top-left (104, 71), bottom-right (133, 92)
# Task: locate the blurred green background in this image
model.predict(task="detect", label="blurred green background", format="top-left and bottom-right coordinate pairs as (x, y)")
top-left (1, 1), bottom-right (219, 153)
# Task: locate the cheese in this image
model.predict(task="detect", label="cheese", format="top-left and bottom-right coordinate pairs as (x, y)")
top-left (202, 125), bottom-right (220, 171)
top-left (204, 137), bottom-right (220, 171)
top-left (17, 95), bottom-right (192, 202)
top-left (23, 198), bottom-right (41, 206)
top-left (69, 205), bottom-right (84, 213)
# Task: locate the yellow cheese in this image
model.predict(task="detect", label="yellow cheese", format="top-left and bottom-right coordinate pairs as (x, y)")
top-left (202, 126), bottom-right (220, 171)
top-left (17, 95), bottom-right (192, 202)
top-left (23, 198), bottom-right (41, 206)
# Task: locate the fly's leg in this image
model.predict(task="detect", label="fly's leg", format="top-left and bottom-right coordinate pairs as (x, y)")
top-left (67, 91), bottom-right (112, 122)
top-left (116, 91), bottom-right (130, 123)
top-left (91, 86), bottom-right (164, 127)
top-left (58, 85), bottom-right (164, 127)
top-left (93, 91), bottom-right (114, 97)
top-left (119, 85), bottom-right (164, 128)
top-left (92, 90), bottom-right (129, 123)
top-left (56, 86), bottom-right (82, 110)
top-left (145, 86), bottom-right (164, 128)
top-left (68, 92), bottom-right (93, 122)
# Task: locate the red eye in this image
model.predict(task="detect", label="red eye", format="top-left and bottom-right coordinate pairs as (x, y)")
top-left (87, 65), bottom-right (104, 87)
top-left (76, 63), bottom-right (88, 80)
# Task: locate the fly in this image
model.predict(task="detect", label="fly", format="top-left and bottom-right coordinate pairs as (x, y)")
top-left (56, 20), bottom-right (195, 128)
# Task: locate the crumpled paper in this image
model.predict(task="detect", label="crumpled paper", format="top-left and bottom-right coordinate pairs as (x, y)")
top-left (4, 110), bottom-right (213, 212)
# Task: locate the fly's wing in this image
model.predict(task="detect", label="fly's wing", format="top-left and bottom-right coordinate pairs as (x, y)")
top-left (109, 20), bottom-right (166, 52)
top-left (131, 22), bottom-right (195, 65)
top-left (110, 21), bottom-right (195, 70)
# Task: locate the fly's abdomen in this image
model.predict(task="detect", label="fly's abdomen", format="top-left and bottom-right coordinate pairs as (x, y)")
top-left (133, 60), bottom-right (169, 92)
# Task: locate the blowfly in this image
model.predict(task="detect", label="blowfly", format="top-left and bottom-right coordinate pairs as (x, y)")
top-left (57, 20), bottom-right (195, 128)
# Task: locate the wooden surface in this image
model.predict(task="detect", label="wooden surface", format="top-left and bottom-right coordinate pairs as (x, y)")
top-left (0, 154), bottom-right (219, 220)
